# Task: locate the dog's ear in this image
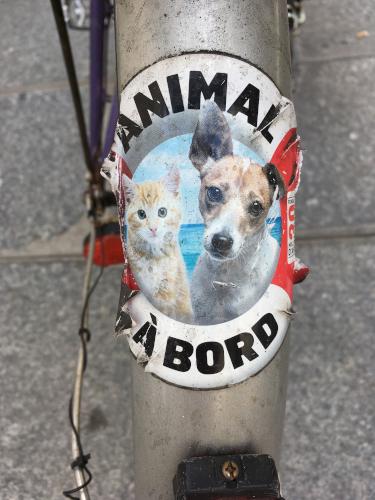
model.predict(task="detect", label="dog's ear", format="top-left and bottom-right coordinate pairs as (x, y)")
top-left (189, 101), bottom-right (233, 172)
top-left (262, 163), bottom-right (285, 200)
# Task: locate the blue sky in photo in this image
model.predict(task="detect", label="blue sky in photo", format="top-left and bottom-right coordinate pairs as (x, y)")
top-left (133, 134), bottom-right (265, 225)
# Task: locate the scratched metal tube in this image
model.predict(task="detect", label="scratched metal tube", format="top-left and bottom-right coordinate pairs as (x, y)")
top-left (114, 1), bottom-right (292, 498)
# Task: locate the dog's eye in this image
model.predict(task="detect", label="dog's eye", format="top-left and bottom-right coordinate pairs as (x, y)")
top-left (158, 207), bottom-right (167, 218)
top-left (137, 209), bottom-right (146, 219)
top-left (248, 201), bottom-right (263, 217)
top-left (207, 186), bottom-right (224, 203)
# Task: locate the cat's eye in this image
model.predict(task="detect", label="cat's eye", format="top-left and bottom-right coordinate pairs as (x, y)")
top-left (137, 209), bottom-right (146, 219)
top-left (248, 200), bottom-right (263, 217)
top-left (158, 207), bottom-right (167, 218)
top-left (206, 186), bottom-right (224, 203)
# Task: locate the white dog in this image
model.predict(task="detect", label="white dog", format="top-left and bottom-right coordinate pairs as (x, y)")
top-left (189, 101), bottom-right (285, 325)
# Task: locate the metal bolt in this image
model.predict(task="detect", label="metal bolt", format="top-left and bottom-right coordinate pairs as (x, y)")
top-left (222, 460), bottom-right (239, 481)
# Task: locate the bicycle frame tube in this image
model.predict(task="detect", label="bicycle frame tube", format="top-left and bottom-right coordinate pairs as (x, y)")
top-left (89, 0), bottom-right (119, 169)
top-left (89, 0), bottom-right (106, 160)
top-left (114, 1), bottom-right (292, 498)
top-left (101, 92), bottom-right (118, 162)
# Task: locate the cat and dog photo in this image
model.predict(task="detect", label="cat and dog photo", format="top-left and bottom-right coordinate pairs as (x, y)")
top-left (122, 101), bottom-right (285, 326)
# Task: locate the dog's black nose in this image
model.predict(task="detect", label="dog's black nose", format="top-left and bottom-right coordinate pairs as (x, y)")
top-left (211, 233), bottom-right (233, 254)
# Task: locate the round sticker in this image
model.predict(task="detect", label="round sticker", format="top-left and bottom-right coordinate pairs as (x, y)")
top-left (102, 53), bottom-right (302, 389)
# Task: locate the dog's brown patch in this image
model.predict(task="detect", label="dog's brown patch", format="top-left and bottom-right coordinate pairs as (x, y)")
top-left (199, 155), bottom-right (273, 236)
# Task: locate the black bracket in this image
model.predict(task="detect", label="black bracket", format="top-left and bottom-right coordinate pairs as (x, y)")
top-left (174, 453), bottom-right (284, 499)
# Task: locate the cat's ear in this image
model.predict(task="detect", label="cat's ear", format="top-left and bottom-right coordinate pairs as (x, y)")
top-left (163, 166), bottom-right (180, 194)
top-left (189, 100), bottom-right (233, 173)
top-left (122, 174), bottom-right (136, 203)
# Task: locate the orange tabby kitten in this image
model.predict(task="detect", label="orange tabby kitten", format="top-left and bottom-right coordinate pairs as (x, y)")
top-left (123, 167), bottom-right (193, 323)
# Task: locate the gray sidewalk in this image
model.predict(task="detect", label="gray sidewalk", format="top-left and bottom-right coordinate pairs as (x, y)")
top-left (1, 1), bottom-right (375, 499)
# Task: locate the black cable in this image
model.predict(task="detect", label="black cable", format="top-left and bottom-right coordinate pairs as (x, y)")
top-left (80, 265), bottom-right (105, 334)
top-left (63, 397), bottom-right (93, 500)
top-left (50, 2), bottom-right (114, 496)
top-left (63, 256), bottom-right (105, 499)
top-left (50, 0), bottom-right (94, 178)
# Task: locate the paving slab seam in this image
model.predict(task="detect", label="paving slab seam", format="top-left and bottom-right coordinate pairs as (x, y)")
top-left (0, 79), bottom-right (89, 97)
top-left (0, 79), bottom-right (115, 97)
top-left (1, 225), bottom-right (374, 264)
top-left (297, 223), bottom-right (375, 241)
top-left (295, 53), bottom-right (375, 65)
